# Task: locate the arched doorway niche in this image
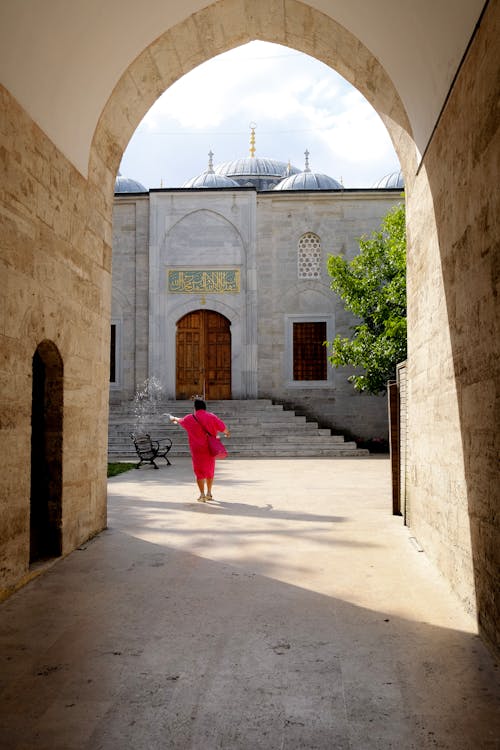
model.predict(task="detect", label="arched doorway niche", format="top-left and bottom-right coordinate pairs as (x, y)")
top-left (176, 309), bottom-right (232, 400)
top-left (161, 298), bottom-right (249, 399)
top-left (30, 340), bottom-right (63, 565)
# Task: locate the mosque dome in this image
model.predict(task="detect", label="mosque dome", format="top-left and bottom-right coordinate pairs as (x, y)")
top-left (274, 150), bottom-right (342, 191)
top-left (182, 151), bottom-right (240, 188)
top-left (210, 124), bottom-right (300, 190)
top-left (214, 156), bottom-right (299, 190)
top-left (372, 169), bottom-right (404, 189)
top-left (115, 172), bottom-right (147, 193)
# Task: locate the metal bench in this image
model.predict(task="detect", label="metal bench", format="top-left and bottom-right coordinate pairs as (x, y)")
top-left (130, 432), bottom-right (172, 469)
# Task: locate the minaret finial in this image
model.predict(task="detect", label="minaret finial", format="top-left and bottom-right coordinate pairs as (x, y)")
top-left (304, 149), bottom-right (310, 172)
top-left (249, 122), bottom-right (256, 158)
top-left (207, 150), bottom-right (214, 173)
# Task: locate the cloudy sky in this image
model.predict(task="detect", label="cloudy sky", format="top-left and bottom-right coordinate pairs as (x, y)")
top-left (119, 41), bottom-right (401, 190)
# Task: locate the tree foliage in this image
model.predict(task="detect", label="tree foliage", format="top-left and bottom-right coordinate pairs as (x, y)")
top-left (326, 202), bottom-right (406, 394)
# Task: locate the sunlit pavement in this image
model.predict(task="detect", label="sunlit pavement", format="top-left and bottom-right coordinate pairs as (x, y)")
top-left (0, 457), bottom-right (499, 749)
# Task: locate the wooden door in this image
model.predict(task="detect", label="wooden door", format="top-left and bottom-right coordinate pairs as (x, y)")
top-left (176, 310), bottom-right (231, 400)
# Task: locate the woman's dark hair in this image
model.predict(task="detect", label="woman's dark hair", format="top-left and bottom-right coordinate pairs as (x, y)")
top-left (194, 399), bottom-right (206, 411)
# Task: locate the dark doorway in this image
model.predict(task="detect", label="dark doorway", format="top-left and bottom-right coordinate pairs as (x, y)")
top-left (30, 341), bottom-right (63, 564)
top-left (176, 310), bottom-right (231, 400)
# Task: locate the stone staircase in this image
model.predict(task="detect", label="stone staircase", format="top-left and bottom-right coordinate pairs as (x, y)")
top-left (108, 399), bottom-right (369, 460)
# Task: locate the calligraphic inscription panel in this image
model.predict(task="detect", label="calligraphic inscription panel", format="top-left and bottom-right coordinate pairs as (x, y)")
top-left (168, 269), bottom-right (240, 294)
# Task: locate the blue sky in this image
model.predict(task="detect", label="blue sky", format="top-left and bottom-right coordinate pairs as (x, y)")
top-left (119, 41), bottom-right (401, 190)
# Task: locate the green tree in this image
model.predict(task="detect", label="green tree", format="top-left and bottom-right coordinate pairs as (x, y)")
top-left (326, 202), bottom-right (406, 394)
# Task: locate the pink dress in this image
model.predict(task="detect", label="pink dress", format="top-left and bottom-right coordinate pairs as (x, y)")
top-left (178, 411), bottom-right (226, 479)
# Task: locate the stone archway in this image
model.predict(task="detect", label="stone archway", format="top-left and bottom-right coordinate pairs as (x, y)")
top-left (89, 0), bottom-right (416, 197)
top-left (53, 0), bottom-right (499, 638)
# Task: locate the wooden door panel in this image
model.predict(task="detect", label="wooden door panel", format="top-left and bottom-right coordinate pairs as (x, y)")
top-left (177, 310), bottom-right (231, 400)
top-left (206, 312), bottom-right (231, 399)
top-left (176, 319), bottom-right (203, 399)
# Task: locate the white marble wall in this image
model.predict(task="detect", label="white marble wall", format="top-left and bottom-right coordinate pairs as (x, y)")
top-left (112, 187), bottom-right (402, 437)
top-left (148, 190), bottom-right (258, 399)
top-left (255, 190), bottom-right (402, 437)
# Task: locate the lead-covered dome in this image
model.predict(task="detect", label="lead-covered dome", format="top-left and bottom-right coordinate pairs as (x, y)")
top-left (115, 172), bottom-right (147, 193)
top-left (274, 151), bottom-right (342, 191)
top-left (214, 156), bottom-right (299, 190)
top-left (372, 169), bottom-right (404, 189)
top-left (183, 151), bottom-right (239, 189)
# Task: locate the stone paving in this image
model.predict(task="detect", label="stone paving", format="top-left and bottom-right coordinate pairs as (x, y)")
top-left (0, 457), bottom-right (499, 749)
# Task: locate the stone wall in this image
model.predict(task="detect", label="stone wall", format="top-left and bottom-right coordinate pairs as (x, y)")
top-left (3, 0), bottom-right (496, 655)
top-left (111, 196), bottom-right (149, 402)
top-left (0, 85), bottom-right (110, 596)
top-left (256, 191), bottom-right (400, 438)
top-left (406, 0), bottom-right (499, 652)
top-left (111, 188), bottom-right (400, 439)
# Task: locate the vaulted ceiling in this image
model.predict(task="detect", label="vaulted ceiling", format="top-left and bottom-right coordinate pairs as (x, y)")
top-left (0, 0), bottom-right (486, 176)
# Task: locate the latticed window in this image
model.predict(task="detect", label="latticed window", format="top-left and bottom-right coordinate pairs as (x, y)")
top-left (298, 232), bottom-right (321, 279)
top-left (293, 321), bottom-right (327, 380)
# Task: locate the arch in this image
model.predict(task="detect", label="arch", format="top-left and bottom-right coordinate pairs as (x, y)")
top-left (30, 340), bottom-right (63, 564)
top-left (166, 208), bottom-right (243, 241)
top-left (162, 297), bottom-right (246, 398)
top-left (89, 0), bottom-right (416, 202)
top-left (164, 208), bottom-right (245, 266)
top-left (86, 0), bottom-right (498, 649)
top-left (282, 282), bottom-right (334, 314)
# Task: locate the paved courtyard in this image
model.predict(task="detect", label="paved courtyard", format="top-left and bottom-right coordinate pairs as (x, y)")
top-left (0, 456), bottom-right (499, 749)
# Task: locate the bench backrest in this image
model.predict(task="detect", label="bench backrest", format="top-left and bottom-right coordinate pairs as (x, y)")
top-left (130, 433), bottom-right (156, 458)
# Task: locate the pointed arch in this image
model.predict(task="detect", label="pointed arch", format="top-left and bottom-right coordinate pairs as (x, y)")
top-left (89, 0), bottom-right (415, 205)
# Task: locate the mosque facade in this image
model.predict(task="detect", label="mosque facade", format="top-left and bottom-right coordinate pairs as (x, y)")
top-left (111, 139), bottom-right (404, 439)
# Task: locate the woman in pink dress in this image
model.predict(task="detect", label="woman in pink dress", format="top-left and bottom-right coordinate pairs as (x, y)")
top-left (169, 399), bottom-right (230, 502)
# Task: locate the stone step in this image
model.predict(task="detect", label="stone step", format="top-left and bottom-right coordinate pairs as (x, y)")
top-left (108, 399), bottom-right (368, 459)
top-left (108, 424), bottom-right (339, 438)
top-left (109, 434), bottom-right (347, 447)
top-left (113, 450), bottom-right (367, 460)
top-left (110, 444), bottom-right (367, 459)
top-left (108, 424), bottom-right (346, 440)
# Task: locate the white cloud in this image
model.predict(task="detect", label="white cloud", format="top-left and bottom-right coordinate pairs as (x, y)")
top-left (121, 41), bottom-right (400, 189)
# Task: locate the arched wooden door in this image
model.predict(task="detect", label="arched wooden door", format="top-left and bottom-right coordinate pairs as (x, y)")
top-left (176, 310), bottom-right (231, 400)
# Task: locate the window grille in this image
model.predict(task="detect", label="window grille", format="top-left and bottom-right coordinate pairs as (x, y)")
top-left (293, 321), bottom-right (327, 380)
top-left (298, 232), bottom-right (321, 279)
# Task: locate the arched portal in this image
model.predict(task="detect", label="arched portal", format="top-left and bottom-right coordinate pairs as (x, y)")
top-left (176, 310), bottom-right (232, 400)
top-left (90, 0), bottom-right (416, 186)
top-left (30, 341), bottom-right (63, 564)
top-left (90, 0), bottom-right (496, 648)
top-left (1, 0), bottom-right (497, 652)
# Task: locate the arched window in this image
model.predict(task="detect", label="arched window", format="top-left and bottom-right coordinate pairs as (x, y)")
top-left (298, 232), bottom-right (321, 279)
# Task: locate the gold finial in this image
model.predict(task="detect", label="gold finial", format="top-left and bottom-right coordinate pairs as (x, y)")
top-left (304, 149), bottom-right (310, 172)
top-left (249, 122), bottom-right (256, 158)
top-left (207, 150), bottom-right (214, 173)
